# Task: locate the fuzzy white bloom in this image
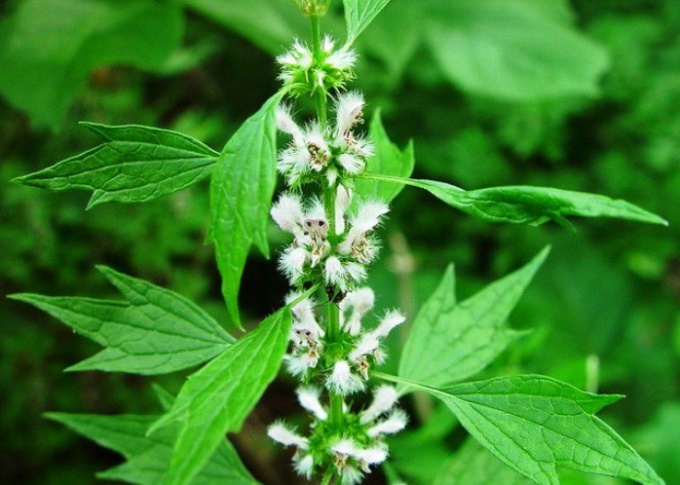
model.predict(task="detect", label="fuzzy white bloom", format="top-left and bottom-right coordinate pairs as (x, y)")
top-left (276, 39), bottom-right (313, 70)
top-left (324, 256), bottom-right (346, 287)
top-left (294, 454), bottom-right (315, 479)
top-left (360, 385), bottom-right (398, 424)
top-left (278, 246), bottom-right (307, 283)
top-left (348, 135), bottom-right (375, 158)
top-left (338, 153), bottom-right (365, 175)
top-left (374, 310), bottom-right (405, 339)
top-left (322, 34), bottom-right (335, 54)
top-left (353, 445), bottom-right (388, 471)
top-left (339, 287), bottom-right (374, 335)
top-left (327, 360), bottom-right (365, 395)
top-left (332, 438), bottom-right (358, 456)
top-left (326, 46), bottom-right (357, 71)
top-left (285, 351), bottom-right (319, 377)
top-left (335, 91), bottom-right (365, 137)
top-left (277, 145), bottom-right (311, 186)
top-left (344, 261), bottom-right (367, 283)
top-left (335, 185), bottom-right (353, 235)
top-left (339, 202), bottom-right (389, 255)
top-left (271, 193), bottom-right (304, 234)
top-left (305, 123), bottom-right (330, 171)
top-left (348, 333), bottom-right (380, 363)
top-left (267, 422), bottom-right (308, 448)
top-left (340, 466), bottom-right (363, 485)
top-left (286, 293), bottom-right (324, 337)
top-left (326, 166), bottom-right (339, 187)
top-left (367, 409), bottom-right (408, 437)
top-left (276, 104), bottom-right (304, 145)
top-left (296, 386), bottom-right (327, 420)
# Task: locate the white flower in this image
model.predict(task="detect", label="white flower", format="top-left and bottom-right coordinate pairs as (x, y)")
top-left (374, 310), bottom-right (405, 338)
top-left (335, 91), bottom-right (365, 137)
top-left (326, 166), bottom-right (339, 187)
top-left (294, 454), bottom-right (315, 479)
top-left (326, 46), bottom-right (357, 71)
top-left (276, 104), bottom-right (304, 145)
top-left (268, 422), bottom-right (308, 448)
top-left (339, 202), bottom-right (389, 256)
top-left (344, 261), bottom-right (367, 283)
top-left (339, 466), bottom-right (363, 485)
top-left (276, 39), bottom-right (313, 70)
top-left (338, 153), bottom-right (365, 175)
top-left (339, 287), bottom-right (374, 335)
top-left (360, 385), bottom-right (398, 424)
top-left (353, 445), bottom-right (388, 472)
top-left (332, 438), bottom-right (358, 456)
top-left (348, 333), bottom-right (380, 363)
top-left (367, 409), bottom-right (408, 437)
top-left (278, 246), bottom-right (307, 283)
top-left (326, 360), bottom-right (365, 395)
top-left (296, 386), bottom-right (327, 420)
top-left (285, 351), bottom-right (320, 377)
top-left (335, 185), bottom-right (353, 235)
top-left (322, 34), bottom-right (335, 54)
top-left (324, 256), bottom-right (347, 287)
top-left (305, 122), bottom-right (330, 171)
top-left (271, 193), bottom-right (304, 234)
top-left (277, 145), bottom-right (311, 186)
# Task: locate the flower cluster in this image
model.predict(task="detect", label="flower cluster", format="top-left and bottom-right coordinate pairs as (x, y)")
top-left (268, 384), bottom-right (408, 484)
top-left (277, 35), bottom-right (356, 97)
top-left (276, 91), bottom-right (373, 187)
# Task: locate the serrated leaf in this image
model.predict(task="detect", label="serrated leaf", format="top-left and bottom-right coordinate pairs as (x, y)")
top-left (399, 248), bottom-right (548, 388)
top-left (377, 373), bottom-right (662, 485)
top-left (46, 412), bottom-right (258, 485)
top-left (363, 175), bottom-right (668, 227)
top-left (209, 93), bottom-right (283, 330)
top-left (0, 0), bottom-right (183, 129)
top-left (12, 123), bottom-right (217, 208)
top-left (9, 266), bottom-right (233, 375)
top-left (353, 110), bottom-right (414, 204)
top-left (434, 439), bottom-right (533, 485)
top-left (424, 0), bottom-right (609, 100)
top-left (148, 307), bottom-right (293, 485)
top-left (344, 0), bottom-right (392, 45)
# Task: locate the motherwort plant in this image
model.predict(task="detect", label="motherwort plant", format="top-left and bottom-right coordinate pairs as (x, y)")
top-left (10, 1), bottom-right (668, 484)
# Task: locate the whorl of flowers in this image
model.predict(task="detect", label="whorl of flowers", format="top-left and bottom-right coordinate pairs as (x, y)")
top-left (267, 36), bottom-right (407, 484)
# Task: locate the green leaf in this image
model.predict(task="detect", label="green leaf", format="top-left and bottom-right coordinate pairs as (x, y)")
top-left (344, 0), bottom-right (393, 45)
top-left (46, 412), bottom-right (258, 485)
top-left (9, 266), bottom-right (233, 375)
top-left (353, 110), bottom-right (414, 204)
top-left (434, 439), bottom-right (533, 485)
top-left (12, 123), bottom-right (218, 209)
top-left (363, 175), bottom-right (668, 227)
top-left (0, 0), bottom-right (183, 129)
top-left (209, 93), bottom-right (283, 330)
top-left (399, 248), bottom-right (548, 388)
top-left (148, 307), bottom-right (293, 485)
top-left (377, 373), bottom-right (663, 485)
top-left (424, 0), bottom-right (609, 100)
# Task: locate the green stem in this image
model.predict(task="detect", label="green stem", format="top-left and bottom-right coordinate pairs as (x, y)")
top-left (321, 466), bottom-right (335, 485)
top-left (309, 14), bottom-right (328, 126)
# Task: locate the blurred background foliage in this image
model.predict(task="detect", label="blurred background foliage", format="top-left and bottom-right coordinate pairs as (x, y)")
top-left (0, 0), bottom-right (678, 484)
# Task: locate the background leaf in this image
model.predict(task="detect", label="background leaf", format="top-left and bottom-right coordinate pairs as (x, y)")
top-left (12, 123), bottom-right (218, 208)
top-left (9, 266), bottom-right (233, 375)
top-left (148, 307), bottom-right (292, 485)
top-left (46, 412), bottom-right (258, 485)
top-left (353, 110), bottom-right (414, 204)
top-left (343, 0), bottom-right (392, 45)
top-left (209, 93), bottom-right (283, 330)
top-left (399, 248), bottom-right (548, 388)
top-left (0, 0), bottom-right (183, 129)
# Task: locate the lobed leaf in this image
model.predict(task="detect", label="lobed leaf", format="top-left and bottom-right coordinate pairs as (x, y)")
top-left (344, 0), bottom-right (392, 45)
top-left (209, 93), bottom-right (283, 330)
top-left (9, 266), bottom-right (233, 375)
top-left (377, 373), bottom-right (663, 485)
top-left (46, 412), bottom-right (258, 485)
top-left (0, 0), bottom-right (183, 129)
top-left (12, 123), bottom-right (218, 209)
top-left (148, 307), bottom-right (293, 485)
top-left (353, 110), bottom-right (414, 205)
top-left (399, 248), bottom-right (549, 388)
top-left (362, 175), bottom-right (667, 227)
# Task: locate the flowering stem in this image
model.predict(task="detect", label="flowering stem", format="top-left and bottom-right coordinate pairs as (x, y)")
top-left (309, 14), bottom-right (328, 126)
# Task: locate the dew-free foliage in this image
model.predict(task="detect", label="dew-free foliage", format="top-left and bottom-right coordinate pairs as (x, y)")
top-left (343, 0), bottom-right (392, 45)
top-left (12, 123), bottom-right (218, 208)
top-left (399, 248), bottom-right (549, 388)
top-left (363, 175), bottom-right (668, 227)
top-left (46, 412), bottom-right (257, 484)
top-left (10, 266), bottom-right (233, 375)
top-left (209, 93), bottom-right (283, 330)
top-left (0, 0), bottom-right (183, 129)
top-left (148, 307), bottom-right (292, 485)
top-left (379, 373), bottom-right (664, 485)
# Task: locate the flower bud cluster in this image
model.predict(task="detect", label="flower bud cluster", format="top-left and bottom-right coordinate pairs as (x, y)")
top-left (277, 35), bottom-right (356, 97)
